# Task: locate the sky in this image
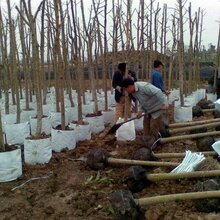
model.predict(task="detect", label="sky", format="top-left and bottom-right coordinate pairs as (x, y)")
top-left (0, 0), bottom-right (220, 48)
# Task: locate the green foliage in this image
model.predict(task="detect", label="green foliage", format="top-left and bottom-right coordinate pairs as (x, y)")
top-left (84, 171), bottom-right (117, 189)
top-left (106, 204), bottom-right (115, 215)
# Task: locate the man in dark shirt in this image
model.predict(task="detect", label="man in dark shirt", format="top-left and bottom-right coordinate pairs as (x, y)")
top-left (112, 62), bottom-right (137, 123)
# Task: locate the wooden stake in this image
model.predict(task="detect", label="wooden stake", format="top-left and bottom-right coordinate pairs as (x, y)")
top-left (169, 121), bottom-right (220, 135)
top-left (136, 191), bottom-right (220, 206)
top-left (168, 118), bottom-right (220, 128)
top-left (160, 131), bottom-right (220, 144)
top-left (108, 158), bottom-right (179, 167)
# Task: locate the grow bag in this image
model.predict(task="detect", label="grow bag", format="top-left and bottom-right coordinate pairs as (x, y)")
top-left (51, 128), bottom-right (76, 152)
top-left (20, 109), bottom-right (36, 123)
top-left (49, 112), bottom-right (68, 128)
top-left (85, 114), bottom-right (105, 134)
top-left (24, 137), bottom-right (52, 165)
top-left (82, 104), bottom-right (94, 116)
top-left (174, 106), bottom-right (192, 122)
top-left (69, 122), bottom-right (91, 142)
top-left (207, 93), bottom-right (217, 102)
top-left (66, 107), bottom-right (78, 123)
top-left (5, 122), bottom-right (30, 145)
top-left (0, 147), bottom-right (22, 182)
top-left (42, 104), bottom-right (56, 116)
top-left (102, 109), bottom-right (115, 124)
top-left (116, 118), bottom-right (136, 141)
top-left (30, 116), bottom-right (51, 135)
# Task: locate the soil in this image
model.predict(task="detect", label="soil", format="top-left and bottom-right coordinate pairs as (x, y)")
top-left (70, 120), bottom-right (89, 126)
top-left (86, 111), bottom-right (102, 117)
top-left (25, 133), bottom-right (51, 140)
top-left (53, 125), bottom-right (74, 131)
top-left (0, 144), bottom-right (18, 152)
top-left (1, 112), bottom-right (220, 219)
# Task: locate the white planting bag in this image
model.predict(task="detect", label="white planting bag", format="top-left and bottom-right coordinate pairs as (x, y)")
top-left (85, 115), bottom-right (105, 134)
top-left (102, 109), bottom-right (115, 124)
top-left (184, 95), bottom-right (196, 107)
top-left (116, 118), bottom-right (136, 141)
top-left (21, 110), bottom-right (36, 123)
top-left (0, 147), bottom-right (22, 182)
top-left (51, 128), bottom-right (76, 152)
top-left (207, 93), bottom-right (217, 102)
top-left (69, 122), bottom-right (91, 142)
top-left (98, 100), bottom-right (105, 111)
top-left (49, 112), bottom-right (68, 128)
top-left (215, 99), bottom-right (220, 111)
top-left (2, 114), bottom-right (17, 125)
top-left (82, 104), bottom-right (94, 115)
top-left (66, 107), bottom-right (78, 123)
top-left (171, 151), bottom-right (205, 173)
top-left (30, 117), bottom-right (51, 135)
top-left (134, 117), bottom-right (144, 131)
top-left (174, 106), bottom-right (192, 122)
top-left (24, 137), bottom-right (52, 165)
top-left (5, 122), bottom-right (30, 145)
top-left (43, 104), bottom-right (55, 116)
top-left (212, 140), bottom-right (220, 155)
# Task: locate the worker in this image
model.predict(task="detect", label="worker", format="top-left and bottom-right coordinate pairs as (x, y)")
top-left (112, 62), bottom-right (137, 123)
top-left (121, 78), bottom-right (167, 148)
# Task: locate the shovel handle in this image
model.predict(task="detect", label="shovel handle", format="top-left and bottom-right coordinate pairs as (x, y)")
top-left (121, 113), bottom-right (146, 124)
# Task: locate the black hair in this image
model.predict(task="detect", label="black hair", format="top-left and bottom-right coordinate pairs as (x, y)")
top-left (154, 60), bottom-right (164, 68)
top-left (121, 78), bottom-right (135, 88)
top-left (118, 62), bottom-right (126, 72)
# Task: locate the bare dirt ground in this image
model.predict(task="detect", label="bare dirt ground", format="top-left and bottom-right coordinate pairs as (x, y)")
top-left (1, 113), bottom-right (220, 220)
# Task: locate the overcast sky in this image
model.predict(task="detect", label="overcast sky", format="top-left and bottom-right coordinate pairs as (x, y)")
top-left (1, 0), bottom-right (220, 48)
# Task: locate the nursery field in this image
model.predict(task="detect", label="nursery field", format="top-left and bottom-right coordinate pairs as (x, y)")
top-left (1, 112), bottom-right (220, 220)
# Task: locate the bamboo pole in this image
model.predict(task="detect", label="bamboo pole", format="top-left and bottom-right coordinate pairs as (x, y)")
top-left (147, 170), bottom-right (220, 182)
top-left (160, 131), bottom-right (220, 144)
top-left (169, 121), bottom-right (220, 135)
top-left (168, 118), bottom-right (220, 128)
top-left (108, 158), bottom-right (179, 167)
top-left (202, 108), bottom-right (215, 113)
top-left (136, 191), bottom-right (220, 206)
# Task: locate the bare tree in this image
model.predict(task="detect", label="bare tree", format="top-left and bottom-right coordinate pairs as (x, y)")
top-left (81, 0), bottom-right (99, 114)
top-left (7, 0), bottom-right (21, 123)
top-left (0, 8), bottom-right (10, 115)
top-left (168, 13), bottom-right (178, 90)
top-left (70, 0), bottom-right (83, 123)
top-left (177, 0), bottom-right (185, 106)
top-left (187, 2), bottom-right (195, 94)
top-left (16, 0), bottom-right (44, 136)
top-left (92, 0), bottom-right (109, 111)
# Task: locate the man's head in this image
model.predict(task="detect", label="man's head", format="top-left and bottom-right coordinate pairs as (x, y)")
top-left (118, 62), bottom-right (126, 73)
top-left (121, 78), bottom-right (135, 94)
top-left (154, 60), bottom-right (164, 70)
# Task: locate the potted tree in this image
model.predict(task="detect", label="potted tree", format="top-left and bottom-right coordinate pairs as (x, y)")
top-left (50, 0), bottom-right (76, 152)
top-left (69, 0), bottom-right (91, 142)
top-left (16, 0), bottom-right (52, 164)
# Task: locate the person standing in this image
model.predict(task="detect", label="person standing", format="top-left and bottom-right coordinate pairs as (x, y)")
top-left (151, 59), bottom-right (171, 125)
top-left (112, 62), bottom-right (137, 123)
top-left (151, 60), bottom-right (165, 91)
top-left (121, 78), bottom-right (167, 148)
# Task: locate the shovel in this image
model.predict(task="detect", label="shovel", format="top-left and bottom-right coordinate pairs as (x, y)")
top-left (107, 113), bottom-right (146, 135)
